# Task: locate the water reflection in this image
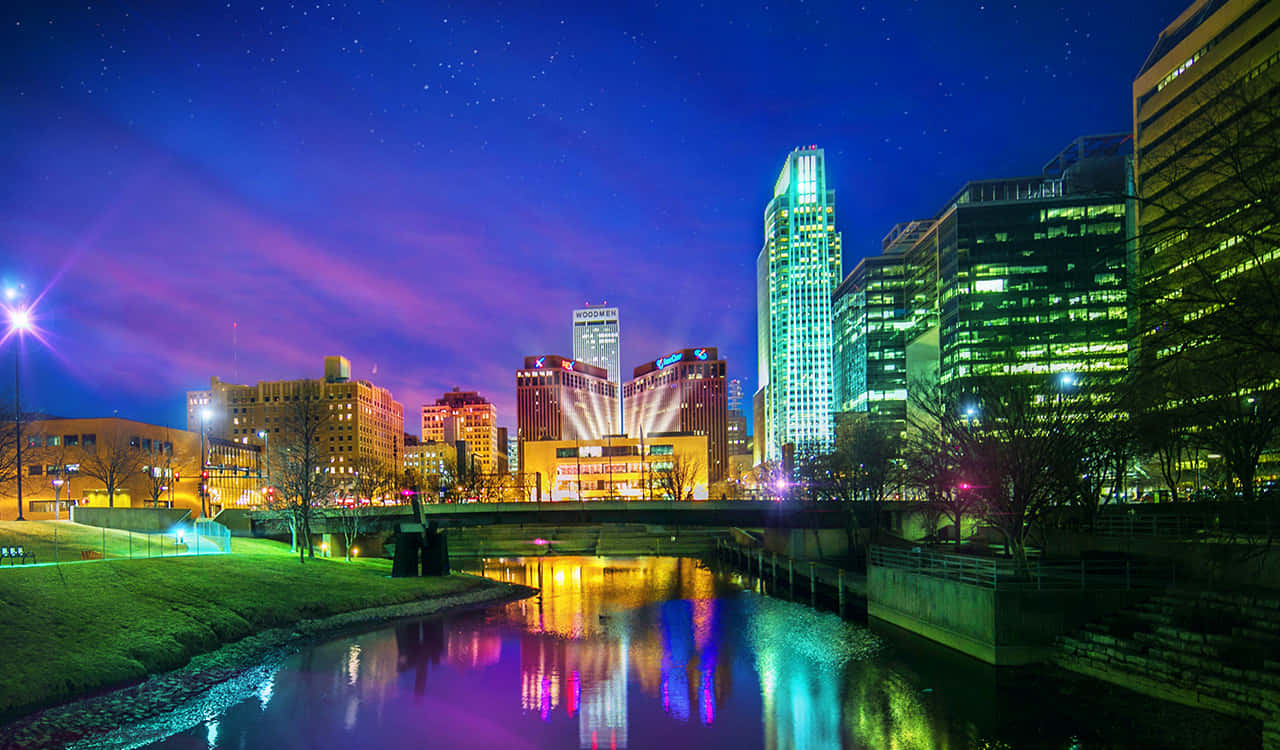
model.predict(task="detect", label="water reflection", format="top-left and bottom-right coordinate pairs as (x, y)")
top-left (134, 555), bottom-right (1236, 750)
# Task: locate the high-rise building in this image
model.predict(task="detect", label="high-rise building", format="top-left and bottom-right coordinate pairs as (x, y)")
top-left (189, 356), bottom-right (404, 478)
top-left (901, 136), bottom-right (1133, 401)
top-left (1132, 0), bottom-right (1280, 383)
top-left (623, 348), bottom-right (728, 482)
top-left (572, 306), bottom-right (622, 433)
top-left (516, 355), bottom-right (619, 472)
top-left (726, 379), bottom-right (749, 457)
top-left (832, 224), bottom-right (916, 430)
top-left (422, 387), bottom-right (500, 474)
top-left (756, 146), bottom-right (842, 462)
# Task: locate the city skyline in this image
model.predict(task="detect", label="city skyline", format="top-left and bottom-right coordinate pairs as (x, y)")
top-left (2, 0), bottom-right (1188, 431)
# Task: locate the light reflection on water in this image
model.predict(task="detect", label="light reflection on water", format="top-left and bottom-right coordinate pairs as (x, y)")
top-left (134, 556), bottom-right (1228, 750)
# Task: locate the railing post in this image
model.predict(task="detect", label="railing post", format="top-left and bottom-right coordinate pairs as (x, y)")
top-left (788, 558), bottom-right (794, 595)
top-left (809, 562), bottom-right (816, 608)
top-left (838, 569), bottom-right (845, 617)
top-left (1080, 560), bottom-right (1086, 589)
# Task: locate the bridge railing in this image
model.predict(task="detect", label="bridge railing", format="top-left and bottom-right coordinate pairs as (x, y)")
top-left (869, 546), bottom-right (1173, 590)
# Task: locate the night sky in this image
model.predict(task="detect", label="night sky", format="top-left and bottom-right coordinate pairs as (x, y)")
top-left (1, 0), bottom-right (1187, 434)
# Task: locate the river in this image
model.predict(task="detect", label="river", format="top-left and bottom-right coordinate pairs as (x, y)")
top-left (126, 555), bottom-right (1250, 750)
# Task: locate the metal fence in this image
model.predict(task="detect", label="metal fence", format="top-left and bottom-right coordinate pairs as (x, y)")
top-left (869, 546), bottom-right (1173, 590)
top-left (0, 521), bottom-right (233, 567)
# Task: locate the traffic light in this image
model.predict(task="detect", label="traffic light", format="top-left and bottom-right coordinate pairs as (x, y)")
top-left (200, 471), bottom-right (209, 480)
top-left (174, 472), bottom-right (181, 483)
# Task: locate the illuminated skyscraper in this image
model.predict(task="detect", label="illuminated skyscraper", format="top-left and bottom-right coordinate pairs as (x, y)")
top-left (515, 355), bottom-right (618, 473)
top-left (756, 146), bottom-right (842, 461)
top-left (572, 306), bottom-right (622, 433)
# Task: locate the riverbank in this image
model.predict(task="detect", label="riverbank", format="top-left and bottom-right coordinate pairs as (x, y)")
top-left (0, 535), bottom-right (535, 748)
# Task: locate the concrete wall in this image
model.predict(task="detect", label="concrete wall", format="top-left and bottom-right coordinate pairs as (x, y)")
top-left (867, 565), bottom-right (1144, 666)
top-left (762, 528), bottom-right (850, 561)
top-left (71, 506), bottom-right (192, 533)
top-left (1046, 531), bottom-right (1280, 590)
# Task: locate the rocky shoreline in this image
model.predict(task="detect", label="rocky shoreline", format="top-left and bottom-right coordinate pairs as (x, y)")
top-left (0, 578), bottom-right (537, 750)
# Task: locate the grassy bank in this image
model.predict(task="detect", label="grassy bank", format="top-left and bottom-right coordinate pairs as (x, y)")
top-left (0, 521), bottom-right (491, 718)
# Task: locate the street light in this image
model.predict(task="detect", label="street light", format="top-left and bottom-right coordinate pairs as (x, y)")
top-left (7, 304), bottom-right (33, 521)
top-left (257, 429), bottom-right (270, 492)
top-left (199, 407), bottom-right (213, 518)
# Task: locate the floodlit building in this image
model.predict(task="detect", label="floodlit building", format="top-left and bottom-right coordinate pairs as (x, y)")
top-left (623, 348), bottom-right (728, 482)
top-left (516, 355), bottom-right (619, 472)
top-left (422, 388), bottom-right (500, 474)
top-left (756, 146), bottom-right (842, 461)
top-left (521, 434), bottom-right (709, 502)
top-left (9, 417), bottom-right (204, 520)
top-left (898, 136), bottom-right (1133, 401)
top-left (572, 305), bottom-right (622, 433)
top-left (188, 356), bottom-right (405, 478)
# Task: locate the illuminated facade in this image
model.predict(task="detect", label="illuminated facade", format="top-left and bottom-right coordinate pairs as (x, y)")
top-left (572, 306), bottom-right (623, 433)
top-left (1132, 0), bottom-right (1280, 373)
top-left (832, 223), bottom-right (920, 430)
top-left (10, 417), bottom-right (203, 520)
top-left (421, 387), bottom-right (500, 473)
top-left (516, 355), bottom-right (619, 472)
top-left (188, 356), bottom-right (405, 477)
top-left (900, 136), bottom-right (1133, 397)
top-left (521, 434), bottom-right (709, 502)
top-left (756, 146), bottom-right (842, 461)
top-left (623, 348), bottom-right (728, 482)
top-left (726, 379), bottom-right (749, 457)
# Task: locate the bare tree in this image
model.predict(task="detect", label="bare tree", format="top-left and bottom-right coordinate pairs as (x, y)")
top-left (78, 427), bottom-right (146, 508)
top-left (139, 431), bottom-right (187, 508)
top-left (0, 400), bottom-right (22, 506)
top-left (270, 383), bottom-right (336, 563)
top-left (652, 453), bottom-right (701, 501)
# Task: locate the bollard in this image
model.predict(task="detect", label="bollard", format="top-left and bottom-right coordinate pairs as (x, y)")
top-left (838, 569), bottom-right (845, 617)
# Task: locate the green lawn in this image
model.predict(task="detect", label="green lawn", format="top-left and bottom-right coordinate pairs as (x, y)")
top-left (0, 521), bottom-right (487, 717)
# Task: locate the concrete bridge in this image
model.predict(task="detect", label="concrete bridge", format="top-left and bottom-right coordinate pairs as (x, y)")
top-left (240, 500), bottom-right (914, 536)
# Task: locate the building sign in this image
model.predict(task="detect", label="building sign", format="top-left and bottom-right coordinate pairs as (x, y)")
top-left (694, 348), bottom-right (708, 360)
top-left (534, 356), bottom-right (546, 368)
top-left (572, 308), bottom-right (619, 323)
top-left (560, 359), bottom-right (575, 371)
top-left (655, 352), bottom-right (684, 370)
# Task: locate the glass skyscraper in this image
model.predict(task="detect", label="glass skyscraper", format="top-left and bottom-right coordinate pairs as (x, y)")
top-left (572, 306), bottom-right (622, 434)
top-left (756, 146), bottom-right (842, 462)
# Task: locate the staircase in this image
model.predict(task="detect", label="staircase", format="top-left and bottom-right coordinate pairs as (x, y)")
top-left (1055, 589), bottom-right (1280, 748)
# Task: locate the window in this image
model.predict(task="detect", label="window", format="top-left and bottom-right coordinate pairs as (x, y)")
top-left (81, 434), bottom-right (96, 447)
top-left (27, 464), bottom-right (43, 476)
top-left (45, 436), bottom-right (61, 447)
top-left (650, 444), bottom-right (674, 456)
top-left (556, 447), bottom-right (579, 458)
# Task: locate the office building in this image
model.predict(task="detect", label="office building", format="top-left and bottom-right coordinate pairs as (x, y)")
top-left (10, 417), bottom-right (205, 520)
top-left (516, 355), bottom-right (619, 471)
top-left (188, 356), bottom-right (405, 477)
top-left (832, 224), bottom-right (916, 430)
top-left (623, 348), bottom-right (728, 482)
top-left (900, 136), bottom-right (1133, 401)
top-left (726, 379), bottom-right (749, 457)
top-left (1132, 0), bottom-right (1280, 378)
top-left (756, 146), bottom-right (842, 461)
top-left (572, 305), bottom-right (622, 433)
top-left (521, 434), bottom-right (709, 502)
top-left (422, 388), bottom-right (500, 474)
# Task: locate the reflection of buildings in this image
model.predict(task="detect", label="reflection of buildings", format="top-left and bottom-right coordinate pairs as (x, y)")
top-left (467, 557), bottom-right (733, 748)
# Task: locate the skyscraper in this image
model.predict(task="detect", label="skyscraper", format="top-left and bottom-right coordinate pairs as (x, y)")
top-left (756, 146), bottom-right (842, 462)
top-left (516, 355), bottom-right (619, 472)
top-left (572, 305), bottom-right (622, 433)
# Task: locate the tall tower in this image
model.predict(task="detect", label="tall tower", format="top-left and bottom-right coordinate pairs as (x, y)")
top-left (756, 146), bottom-right (842, 462)
top-left (572, 305), bottom-right (622, 433)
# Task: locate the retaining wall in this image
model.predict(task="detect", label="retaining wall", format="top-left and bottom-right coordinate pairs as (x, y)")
top-left (70, 507), bottom-right (192, 533)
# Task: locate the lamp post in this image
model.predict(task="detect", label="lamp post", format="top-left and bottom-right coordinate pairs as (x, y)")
top-left (199, 408), bottom-right (212, 518)
top-left (257, 429), bottom-right (270, 490)
top-left (8, 305), bottom-right (33, 521)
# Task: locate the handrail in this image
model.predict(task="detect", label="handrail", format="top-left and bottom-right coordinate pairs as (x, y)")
top-left (869, 546), bottom-right (1172, 590)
